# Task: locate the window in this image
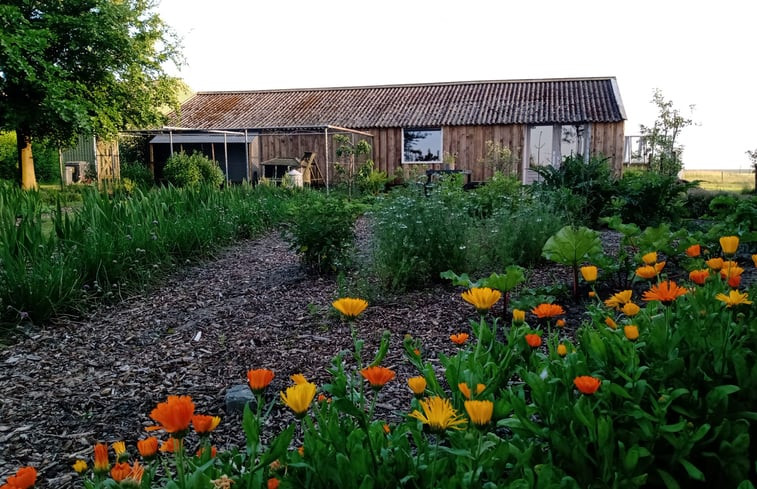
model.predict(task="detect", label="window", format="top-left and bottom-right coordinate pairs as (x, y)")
top-left (524, 123), bottom-right (589, 183)
top-left (403, 128), bottom-right (442, 163)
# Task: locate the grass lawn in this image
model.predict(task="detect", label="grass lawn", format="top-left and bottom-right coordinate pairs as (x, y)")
top-left (682, 169), bottom-right (755, 192)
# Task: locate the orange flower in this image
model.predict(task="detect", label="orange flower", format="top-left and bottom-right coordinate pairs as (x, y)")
top-left (685, 244), bottom-right (701, 257)
top-left (622, 302), bottom-right (640, 317)
top-left (752, 254), bottom-right (757, 267)
top-left (160, 438), bottom-right (177, 453)
top-left (588, 291), bottom-right (596, 298)
top-left (247, 369), bottom-right (275, 393)
top-left (192, 415), bottom-right (221, 434)
top-left (728, 275), bottom-right (741, 288)
top-left (525, 333), bottom-right (542, 348)
top-left (624, 325), bottom-right (639, 341)
top-left (641, 251), bottom-right (658, 265)
top-left (3, 467), bottom-right (36, 489)
top-left (317, 393), bottom-right (330, 403)
top-left (531, 303), bottom-right (565, 319)
top-left (268, 477), bottom-right (280, 489)
top-left (580, 265), bottom-right (598, 282)
top-left (604, 317), bottom-right (617, 329)
top-left (125, 462), bottom-right (144, 485)
top-left (450, 332), bottom-right (469, 345)
top-left (556, 319), bottom-right (566, 328)
top-left (642, 280), bottom-right (689, 305)
top-left (149, 395), bottom-right (195, 435)
top-left (93, 443), bottom-right (109, 474)
top-left (635, 265), bottom-right (657, 279)
top-left (137, 437), bottom-right (159, 459)
top-left (458, 382), bottom-right (485, 400)
top-left (332, 297), bottom-right (368, 318)
top-left (719, 235), bottom-right (739, 255)
top-left (706, 257), bottom-right (724, 271)
top-left (604, 290), bottom-right (632, 309)
top-left (407, 376), bottom-right (427, 397)
top-left (573, 376), bottom-right (601, 395)
top-left (720, 264), bottom-right (744, 281)
top-left (110, 462), bottom-right (131, 483)
top-left (557, 344), bottom-right (568, 357)
top-left (196, 446), bottom-right (217, 458)
top-left (360, 366), bottom-right (396, 389)
top-left (689, 269), bottom-right (709, 286)
top-left (382, 424), bottom-right (391, 434)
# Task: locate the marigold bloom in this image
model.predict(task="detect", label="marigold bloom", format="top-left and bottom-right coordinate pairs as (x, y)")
top-left (408, 396), bottom-right (466, 432)
top-left (290, 373), bottom-right (308, 384)
top-left (689, 269), bottom-right (710, 286)
top-left (317, 393), bottom-right (330, 403)
top-left (604, 317), bottom-right (617, 329)
top-left (72, 460), bottom-right (88, 474)
top-left (247, 369), bottom-right (275, 392)
top-left (719, 235), bottom-right (739, 255)
top-left (461, 287), bottom-right (502, 313)
top-left (512, 309), bottom-right (526, 323)
top-left (407, 376), bottom-right (427, 397)
top-left (110, 462), bottom-right (131, 483)
top-left (160, 438), bottom-right (177, 453)
top-left (112, 441), bottom-right (127, 462)
top-left (465, 400), bottom-right (494, 427)
top-left (728, 275), bottom-right (741, 288)
top-left (720, 265), bottom-right (744, 281)
top-left (196, 446), bottom-right (217, 458)
top-left (360, 366), bottom-right (396, 388)
top-left (622, 302), bottom-right (640, 317)
top-left (383, 424), bottom-right (391, 434)
top-left (706, 257), bottom-right (724, 271)
top-left (531, 303), bottom-right (565, 319)
top-left (752, 254), bottom-right (757, 267)
top-left (149, 395), bottom-right (195, 435)
top-left (332, 297), bottom-right (368, 318)
top-left (4, 466), bottom-right (37, 489)
top-left (573, 376), bottom-right (601, 395)
top-left (642, 281), bottom-right (689, 305)
top-left (192, 415), bottom-right (221, 434)
top-left (268, 477), bottom-right (280, 489)
top-left (93, 443), bottom-right (109, 474)
top-left (604, 290), bottom-right (633, 309)
top-left (450, 332), bottom-right (469, 345)
top-left (458, 382), bottom-right (486, 400)
top-left (715, 290), bottom-right (753, 308)
top-left (556, 319), bottom-right (566, 328)
top-left (125, 462), bottom-right (144, 485)
top-left (635, 265), bottom-right (657, 279)
top-left (280, 382), bottom-right (317, 418)
top-left (557, 344), bottom-right (568, 357)
top-left (641, 252), bottom-right (658, 265)
top-left (624, 325), bottom-right (639, 341)
top-left (588, 291), bottom-right (596, 298)
top-left (580, 265), bottom-right (598, 282)
top-left (686, 244), bottom-right (701, 257)
top-left (525, 333), bottom-right (542, 348)
top-left (137, 437), bottom-right (159, 459)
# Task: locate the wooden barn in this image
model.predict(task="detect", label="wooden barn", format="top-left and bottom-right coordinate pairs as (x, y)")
top-left (150, 77), bottom-right (626, 185)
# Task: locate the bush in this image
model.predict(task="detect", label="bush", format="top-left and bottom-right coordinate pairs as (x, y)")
top-left (610, 170), bottom-right (697, 226)
top-left (467, 171), bottom-right (523, 218)
top-left (120, 161), bottom-right (154, 189)
top-left (163, 151), bottom-right (223, 188)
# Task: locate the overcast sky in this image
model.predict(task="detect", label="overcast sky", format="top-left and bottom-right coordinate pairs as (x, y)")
top-left (157, 0), bottom-right (756, 170)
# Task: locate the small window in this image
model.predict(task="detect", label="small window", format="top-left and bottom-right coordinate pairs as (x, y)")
top-left (403, 128), bottom-right (442, 163)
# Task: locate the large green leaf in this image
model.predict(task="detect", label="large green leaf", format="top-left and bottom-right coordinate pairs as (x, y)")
top-left (542, 225), bottom-right (603, 266)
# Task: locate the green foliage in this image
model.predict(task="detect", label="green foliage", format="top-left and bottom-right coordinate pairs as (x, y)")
top-left (467, 171), bottom-right (524, 219)
top-left (163, 151), bottom-right (224, 188)
top-left (639, 89), bottom-right (694, 176)
top-left (705, 194), bottom-right (757, 237)
top-left (0, 132), bottom-right (60, 183)
top-left (120, 161), bottom-right (154, 190)
top-left (478, 140), bottom-right (518, 175)
top-left (611, 170), bottom-right (698, 226)
top-left (542, 225), bottom-right (603, 297)
top-left (356, 160), bottom-right (389, 196)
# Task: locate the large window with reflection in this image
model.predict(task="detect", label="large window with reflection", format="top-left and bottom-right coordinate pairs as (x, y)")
top-left (402, 128), bottom-right (442, 163)
top-left (525, 123), bottom-right (589, 183)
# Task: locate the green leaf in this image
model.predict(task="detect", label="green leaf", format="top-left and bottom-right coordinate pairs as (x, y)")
top-left (541, 225), bottom-right (603, 266)
top-left (656, 469), bottom-right (681, 489)
top-left (679, 458), bottom-right (705, 481)
top-left (480, 266), bottom-right (526, 292)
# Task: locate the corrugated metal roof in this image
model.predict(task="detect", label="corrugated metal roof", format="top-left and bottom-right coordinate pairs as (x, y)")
top-left (173, 77), bottom-right (625, 130)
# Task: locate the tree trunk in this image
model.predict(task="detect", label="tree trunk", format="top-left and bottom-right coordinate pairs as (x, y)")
top-left (17, 127), bottom-right (38, 190)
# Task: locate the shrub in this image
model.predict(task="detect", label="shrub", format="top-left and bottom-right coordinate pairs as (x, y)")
top-left (467, 171), bottom-right (523, 218)
top-left (610, 171), bottom-right (697, 226)
top-left (120, 161), bottom-right (154, 189)
top-left (163, 151), bottom-right (223, 188)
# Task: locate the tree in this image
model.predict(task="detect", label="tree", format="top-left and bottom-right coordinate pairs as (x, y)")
top-left (746, 149), bottom-right (757, 193)
top-left (639, 89), bottom-right (694, 176)
top-left (0, 0), bottom-right (184, 189)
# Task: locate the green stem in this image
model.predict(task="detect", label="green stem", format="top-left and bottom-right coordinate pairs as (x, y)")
top-left (174, 437), bottom-right (186, 489)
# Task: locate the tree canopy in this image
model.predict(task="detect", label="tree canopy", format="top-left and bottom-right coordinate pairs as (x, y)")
top-left (0, 0), bottom-right (185, 188)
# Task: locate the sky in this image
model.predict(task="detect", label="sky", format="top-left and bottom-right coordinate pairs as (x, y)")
top-left (157, 0), bottom-right (756, 170)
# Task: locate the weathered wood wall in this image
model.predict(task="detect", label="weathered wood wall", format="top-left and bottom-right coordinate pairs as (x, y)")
top-left (590, 121), bottom-right (625, 176)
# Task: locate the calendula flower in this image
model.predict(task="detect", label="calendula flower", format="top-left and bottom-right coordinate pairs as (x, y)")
top-left (720, 264), bottom-right (744, 281)
top-left (641, 252), bottom-right (658, 265)
top-left (465, 400), bottom-right (494, 427)
top-left (728, 275), bottom-right (741, 288)
top-left (531, 303), bottom-right (565, 319)
top-left (268, 477), bottom-right (280, 489)
top-left (556, 319), bottom-right (566, 328)
top-left (458, 382), bottom-right (486, 400)
top-left (624, 325), bottom-right (639, 341)
top-left (3, 467), bottom-right (37, 489)
top-left (525, 333), bottom-right (542, 348)
top-left (450, 332), bottom-right (469, 345)
top-left (689, 269), bottom-right (710, 286)
top-left (149, 395), bottom-right (195, 436)
top-left (642, 281), bottom-right (689, 305)
top-left (317, 393), bottom-right (330, 403)
top-left (332, 297), bottom-right (368, 318)
top-left (580, 265), bottom-right (598, 282)
top-left (280, 382), bottom-right (317, 418)
top-left (192, 415), bottom-right (221, 434)
top-left (588, 291), bottom-right (596, 298)
top-left (93, 443), bottom-right (109, 474)
top-left (123, 461), bottom-right (144, 487)
top-left (752, 254), bottom-right (757, 267)
top-left (573, 376), bottom-right (601, 395)
top-left (137, 437), bottom-right (159, 459)
top-left (196, 446), bottom-right (217, 458)
top-left (635, 265), bottom-right (657, 279)
top-left (360, 366), bottom-right (396, 389)
top-left (212, 475), bottom-right (235, 489)
top-left (407, 376), bottom-right (427, 397)
top-left (160, 438), bottom-right (177, 453)
top-left (461, 287), bottom-right (502, 313)
top-left (72, 460), bottom-right (88, 474)
top-left (512, 309), bottom-right (526, 323)
top-left (557, 344), bottom-right (568, 357)
top-left (621, 302), bottom-right (640, 317)
top-left (686, 244), bottom-right (701, 257)
top-left (290, 373), bottom-right (308, 384)
top-left (719, 236), bottom-right (739, 255)
top-left (715, 290), bottom-right (752, 308)
top-left (247, 369), bottom-right (275, 393)
top-left (408, 396), bottom-right (467, 432)
top-left (383, 424), bottom-right (391, 434)
top-left (112, 441), bottom-right (127, 462)
top-left (604, 290), bottom-right (633, 309)
top-left (706, 257), bottom-right (724, 270)
top-left (297, 446), bottom-right (305, 457)
top-left (111, 462), bottom-right (131, 483)
top-left (604, 317), bottom-right (617, 329)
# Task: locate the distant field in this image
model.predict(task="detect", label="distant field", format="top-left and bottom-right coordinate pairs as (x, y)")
top-left (682, 169), bottom-right (754, 192)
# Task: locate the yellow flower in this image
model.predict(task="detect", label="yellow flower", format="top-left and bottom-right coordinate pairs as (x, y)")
top-left (752, 254), bottom-right (757, 267)
top-left (621, 302), bottom-right (641, 317)
top-left (719, 236), bottom-right (739, 255)
top-left (624, 325), bottom-right (639, 341)
top-left (641, 252), bottom-right (658, 265)
top-left (408, 396), bottom-right (466, 432)
top-left (580, 265), bottom-right (598, 282)
top-left (461, 287), bottom-right (502, 313)
top-left (557, 344), bottom-right (568, 357)
top-left (458, 382), bottom-right (485, 400)
top-left (332, 297), bottom-right (368, 318)
top-left (290, 373), bottom-right (308, 384)
top-left (715, 290), bottom-right (752, 308)
top-left (464, 400), bottom-right (494, 427)
top-left (280, 382), bottom-right (317, 418)
top-left (512, 309), bottom-right (526, 323)
top-left (407, 376), bottom-right (427, 397)
top-left (635, 265), bottom-right (660, 279)
top-left (706, 257), bottom-right (724, 271)
top-left (604, 290), bottom-right (633, 309)
top-left (112, 441), bottom-right (127, 462)
top-left (72, 460), bottom-right (88, 474)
